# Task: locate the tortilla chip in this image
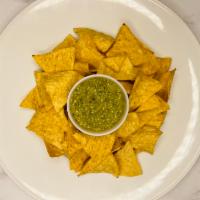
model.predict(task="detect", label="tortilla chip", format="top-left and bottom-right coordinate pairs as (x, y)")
top-left (107, 24), bottom-right (148, 65)
top-left (74, 27), bottom-right (114, 53)
top-left (57, 108), bottom-right (70, 128)
top-left (157, 57), bottom-right (172, 74)
top-left (98, 57), bottom-right (138, 81)
top-left (34, 72), bottom-right (52, 111)
top-left (137, 95), bottom-right (169, 112)
top-left (137, 108), bottom-right (166, 127)
top-left (128, 126), bottom-right (162, 154)
top-left (42, 71), bottom-right (82, 111)
top-left (44, 141), bottom-right (64, 157)
top-left (129, 74), bottom-right (162, 110)
top-left (116, 112), bottom-right (140, 138)
top-left (157, 69), bottom-right (176, 101)
top-left (139, 53), bottom-right (161, 75)
top-left (74, 62), bottom-right (89, 75)
top-left (115, 141), bottom-right (142, 177)
top-left (80, 154), bottom-right (119, 176)
top-left (112, 137), bottom-right (124, 152)
top-left (27, 109), bottom-right (66, 150)
top-left (53, 34), bottom-right (76, 51)
top-left (63, 132), bottom-right (82, 158)
top-left (20, 87), bottom-right (43, 110)
top-left (115, 57), bottom-right (138, 80)
top-left (75, 33), bottom-right (104, 68)
top-left (73, 132), bottom-right (115, 158)
top-left (70, 149), bottom-right (89, 172)
top-left (103, 56), bottom-right (125, 72)
top-left (33, 47), bottom-right (75, 72)
top-left (120, 81), bottom-right (133, 94)
top-left (146, 112), bottom-right (166, 128)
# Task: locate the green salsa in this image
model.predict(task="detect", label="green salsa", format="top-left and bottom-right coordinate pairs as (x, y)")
top-left (69, 77), bottom-right (126, 133)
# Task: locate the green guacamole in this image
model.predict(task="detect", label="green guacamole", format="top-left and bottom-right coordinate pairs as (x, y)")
top-left (69, 77), bottom-right (126, 133)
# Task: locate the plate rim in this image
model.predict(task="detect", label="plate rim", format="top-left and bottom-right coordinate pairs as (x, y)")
top-left (0, 0), bottom-right (200, 200)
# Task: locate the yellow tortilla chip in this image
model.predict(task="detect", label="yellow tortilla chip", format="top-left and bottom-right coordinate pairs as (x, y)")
top-left (34, 72), bottom-right (52, 111)
top-left (53, 34), bottom-right (76, 51)
top-left (70, 149), bottom-right (89, 172)
top-left (73, 132), bottom-right (115, 158)
top-left (75, 33), bottom-right (104, 68)
top-left (42, 71), bottom-right (82, 111)
top-left (129, 74), bottom-right (162, 110)
top-left (64, 133), bottom-right (82, 158)
top-left (20, 87), bottom-right (43, 110)
top-left (27, 109), bottom-right (66, 150)
top-left (80, 154), bottom-right (119, 176)
top-left (57, 109), bottom-right (70, 129)
top-left (137, 108), bottom-right (166, 127)
top-left (157, 69), bottom-right (176, 101)
top-left (112, 137), bottom-right (124, 152)
top-left (74, 27), bottom-right (114, 53)
top-left (157, 57), bottom-right (172, 74)
top-left (146, 112), bottom-right (166, 128)
top-left (74, 62), bottom-right (89, 75)
top-left (33, 47), bottom-right (75, 72)
top-left (120, 81), bottom-right (133, 94)
top-left (139, 53), bottom-right (161, 75)
top-left (44, 141), bottom-right (64, 157)
top-left (103, 56), bottom-right (125, 72)
top-left (116, 112), bottom-right (140, 138)
top-left (107, 24), bottom-right (148, 65)
top-left (128, 126), bottom-right (162, 154)
top-left (115, 141), bottom-right (142, 177)
top-left (98, 57), bottom-right (138, 81)
top-left (137, 95), bottom-right (169, 112)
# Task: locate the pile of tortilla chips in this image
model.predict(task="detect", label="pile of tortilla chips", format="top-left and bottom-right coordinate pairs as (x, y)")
top-left (20, 24), bottom-right (175, 177)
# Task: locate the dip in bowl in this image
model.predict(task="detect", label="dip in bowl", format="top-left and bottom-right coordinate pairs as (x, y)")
top-left (67, 74), bottom-right (129, 136)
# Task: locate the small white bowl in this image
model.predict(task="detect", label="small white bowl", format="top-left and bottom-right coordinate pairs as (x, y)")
top-left (67, 74), bottom-right (129, 136)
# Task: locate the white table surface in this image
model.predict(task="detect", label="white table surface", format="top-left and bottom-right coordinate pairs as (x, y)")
top-left (0, 0), bottom-right (200, 199)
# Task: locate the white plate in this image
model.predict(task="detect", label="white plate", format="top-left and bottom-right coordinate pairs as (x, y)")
top-left (0, 0), bottom-right (200, 200)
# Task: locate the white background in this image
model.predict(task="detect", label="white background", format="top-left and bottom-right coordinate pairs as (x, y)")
top-left (0, 0), bottom-right (200, 199)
